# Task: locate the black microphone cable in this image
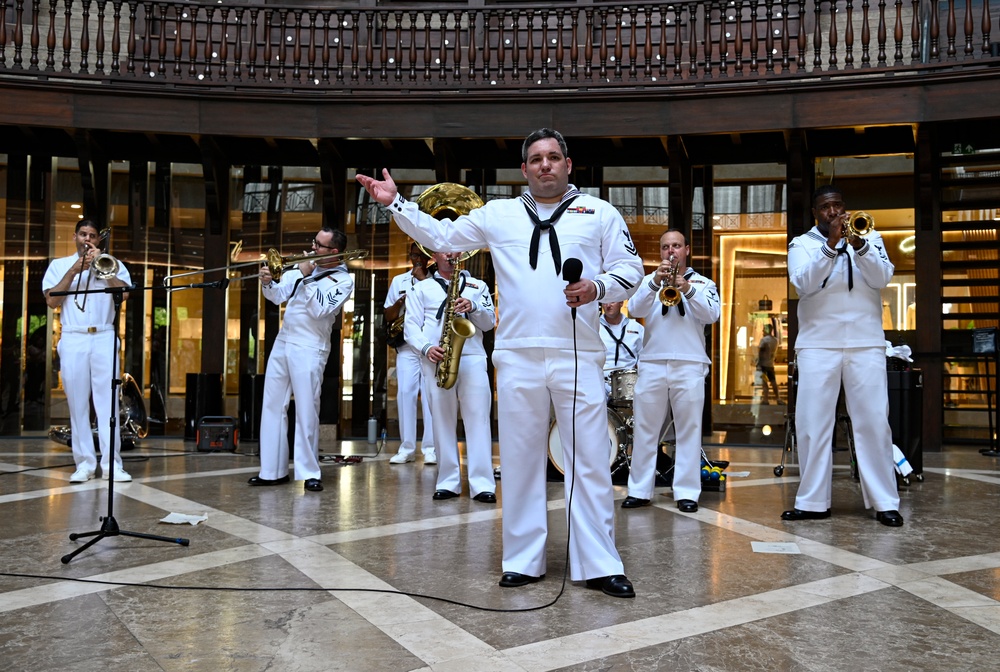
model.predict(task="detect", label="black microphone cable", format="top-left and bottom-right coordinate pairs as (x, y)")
top-left (559, 257), bottom-right (583, 600)
top-left (0, 266), bottom-right (596, 614)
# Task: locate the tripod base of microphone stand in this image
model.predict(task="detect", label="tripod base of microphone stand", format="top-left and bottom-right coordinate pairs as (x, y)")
top-left (61, 515), bottom-right (190, 564)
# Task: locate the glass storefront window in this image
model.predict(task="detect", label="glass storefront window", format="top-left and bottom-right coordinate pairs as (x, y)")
top-left (168, 163), bottom-right (207, 395)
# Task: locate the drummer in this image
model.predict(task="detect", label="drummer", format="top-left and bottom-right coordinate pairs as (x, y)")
top-left (600, 301), bottom-right (644, 399)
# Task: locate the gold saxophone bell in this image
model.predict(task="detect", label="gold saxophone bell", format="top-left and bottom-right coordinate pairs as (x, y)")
top-left (844, 211), bottom-right (875, 238)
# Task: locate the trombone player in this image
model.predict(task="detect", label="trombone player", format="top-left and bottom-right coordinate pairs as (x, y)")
top-left (247, 227), bottom-right (355, 493)
top-left (782, 185), bottom-right (902, 526)
top-left (404, 250), bottom-right (496, 502)
top-left (43, 218), bottom-right (132, 483)
top-left (622, 230), bottom-right (720, 512)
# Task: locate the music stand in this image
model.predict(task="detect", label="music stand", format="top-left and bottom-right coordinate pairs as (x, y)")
top-left (50, 283), bottom-right (189, 563)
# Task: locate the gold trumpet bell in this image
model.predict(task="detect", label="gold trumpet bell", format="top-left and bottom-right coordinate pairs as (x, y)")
top-left (846, 211), bottom-right (875, 238)
top-left (659, 284), bottom-right (682, 307)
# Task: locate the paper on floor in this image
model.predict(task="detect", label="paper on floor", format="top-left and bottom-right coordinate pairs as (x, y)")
top-left (751, 541), bottom-right (801, 554)
top-left (159, 512), bottom-right (208, 525)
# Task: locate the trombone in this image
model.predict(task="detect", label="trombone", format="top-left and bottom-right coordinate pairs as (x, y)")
top-left (74, 228), bottom-right (119, 311)
top-left (162, 248), bottom-right (368, 288)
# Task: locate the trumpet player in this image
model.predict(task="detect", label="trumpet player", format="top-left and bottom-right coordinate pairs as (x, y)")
top-left (783, 185), bottom-right (902, 526)
top-left (404, 251), bottom-right (496, 502)
top-left (383, 242), bottom-right (437, 465)
top-left (42, 219), bottom-right (132, 483)
top-left (622, 230), bottom-right (720, 513)
top-left (248, 227), bottom-right (355, 493)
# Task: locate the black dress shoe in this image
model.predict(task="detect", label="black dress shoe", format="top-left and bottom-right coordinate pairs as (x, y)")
top-left (621, 496), bottom-right (651, 509)
top-left (473, 492), bottom-right (497, 503)
top-left (247, 475), bottom-right (290, 486)
top-left (433, 489), bottom-right (459, 500)
top-left (304, 478), bottom-right (323, 492)
top-left (677, 499), bottom-right (699, 513)
top-left (876, 510), bottom-right (904, 527)
top-left (781, 508), bottom-right (832, 521)
top-left (498, 572), bottom-right (544, 587)
top-left (585, 574), bottom-right (636, 598)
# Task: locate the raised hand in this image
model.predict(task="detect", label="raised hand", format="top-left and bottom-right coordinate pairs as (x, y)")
top-left (355, 168), bottom-right (398, 207)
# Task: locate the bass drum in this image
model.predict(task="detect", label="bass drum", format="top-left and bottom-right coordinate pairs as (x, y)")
top-left (548, 407), bottom-right (625, 475)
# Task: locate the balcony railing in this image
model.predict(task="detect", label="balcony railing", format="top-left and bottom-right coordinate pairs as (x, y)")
top-left (0, 1), bottom-right (997, 95)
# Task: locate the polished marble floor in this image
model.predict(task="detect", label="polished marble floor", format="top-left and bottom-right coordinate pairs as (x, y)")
top-left (2, 434), bottom-right (1000, 671)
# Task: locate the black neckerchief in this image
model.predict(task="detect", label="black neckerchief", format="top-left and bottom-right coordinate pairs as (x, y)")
top-left (289, 267), bottom-right (339, 299)
top-left (433, 273), bottom-right (467, 320)
top-left (662, 269), bottom-right (692, 317)
top-left (522, 190), bottom-right (581, 273)
top-left (821, 244), bottom-right (854, 291)
top-left (602, 318), bottom-right (635, 367)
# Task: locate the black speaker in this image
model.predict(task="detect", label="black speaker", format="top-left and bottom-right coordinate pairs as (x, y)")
top-left (239, 373), bottom-right (265, 441)
top-left (887, 368), bottom-right (923, 475)
top-left (184, 373), bottom-right (223, 441)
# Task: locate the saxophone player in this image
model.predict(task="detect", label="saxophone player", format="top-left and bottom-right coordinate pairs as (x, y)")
top-left (404, 251), bottom-right (497, 502)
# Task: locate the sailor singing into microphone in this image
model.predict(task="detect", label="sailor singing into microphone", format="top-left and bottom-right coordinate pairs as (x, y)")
top-left (358, 128), bottom-right (644, 598)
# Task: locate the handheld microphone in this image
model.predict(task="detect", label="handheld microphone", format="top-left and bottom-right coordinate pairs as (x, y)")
top-left (563, 257), bottom-right (583, 319)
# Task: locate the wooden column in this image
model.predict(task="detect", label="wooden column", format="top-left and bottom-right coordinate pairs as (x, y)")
top-left (914, 123), bottom-right (942, 450)
top-left (198, 138), bottom-right (231, 377)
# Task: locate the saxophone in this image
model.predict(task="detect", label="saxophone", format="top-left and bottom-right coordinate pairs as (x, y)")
top-left (436, 255), bottom-right (477, 390)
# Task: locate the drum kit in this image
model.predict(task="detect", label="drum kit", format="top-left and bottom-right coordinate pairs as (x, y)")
top-left (547, 367), bottom-right (665, 484)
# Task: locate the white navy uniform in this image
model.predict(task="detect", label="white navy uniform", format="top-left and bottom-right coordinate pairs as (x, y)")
top-left (788, 227), bottom-right (898, 513)
top-left (257, 264), bottom-right (354, 482)
top-left (385, 270), bottom-right (436, 460)
top-left (387, 186), bottom-right (643, 582)
top-left (600, 314), bottom-right (644, 399)
top-left (42, 254), bottom-right (132, 475)
top-left (404, 270), bottom-right (496, 497)
top-left (627, 269), bottom-right (720, 503)
top-left (600, 315), bottom-right (644, 374)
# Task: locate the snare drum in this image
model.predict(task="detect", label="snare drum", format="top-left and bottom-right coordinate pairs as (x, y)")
top-left (548, 407), bottom-right (625, 474)
top-left (608, 368), bottom-right (638, 406)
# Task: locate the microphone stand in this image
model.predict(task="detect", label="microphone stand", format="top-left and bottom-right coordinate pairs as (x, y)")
top-left (50, 283), bottom-right (190, 563)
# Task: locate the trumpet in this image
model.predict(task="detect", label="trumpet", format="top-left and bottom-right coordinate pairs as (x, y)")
top-left (658, 255), bottom-right (681, 307)
top-left (843, 211), bottom-right (875, 239)
top-left (163, 248), bottom-right (368, 287)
